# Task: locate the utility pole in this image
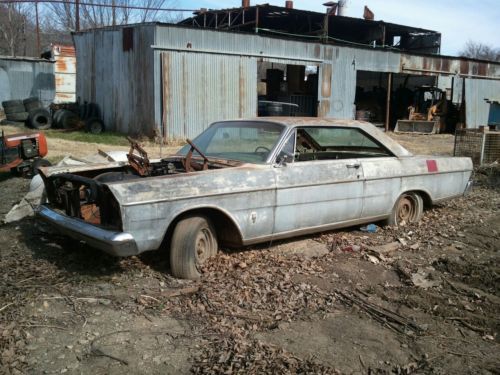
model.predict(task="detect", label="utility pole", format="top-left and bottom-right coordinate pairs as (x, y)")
top-left (112, 0), bottom-right (116, 26)
top-left (75, 0), bottom-right (80, 31)
top-left (35, 0), bottom-right (40, 55)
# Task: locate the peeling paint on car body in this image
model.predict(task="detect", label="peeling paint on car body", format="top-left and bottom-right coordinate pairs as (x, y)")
top-left (37, 118), bottom-right (473, 256)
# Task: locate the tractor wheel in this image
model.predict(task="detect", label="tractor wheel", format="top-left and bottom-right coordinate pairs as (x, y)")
top-left (85, 117), bottom-right (105, 134)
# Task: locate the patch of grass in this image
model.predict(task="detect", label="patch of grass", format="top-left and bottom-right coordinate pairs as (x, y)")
top-left (44, 130), bottom-right (130, 146)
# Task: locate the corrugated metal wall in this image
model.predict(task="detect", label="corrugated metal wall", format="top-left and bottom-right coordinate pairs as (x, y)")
top-left (74, 24), bottom-right (500, 138)
top-left (160, 51), bottom-right (256, 139)
top-left (465, 79), bottom-right (500, 128)
top-left (153, 27), bottom-right (408, 137)
top-left (73, 25), bottom-right (156, 135)
top-left (153, 26), bottom-right (326, 139)
top-left (329, 46), bottom-right (401, 119)
top-left (0, 57), bottom-right (55, 107)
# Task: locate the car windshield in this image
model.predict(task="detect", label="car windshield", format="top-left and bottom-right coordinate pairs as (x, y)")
top-left (177, 121), bottom-right (285, 163)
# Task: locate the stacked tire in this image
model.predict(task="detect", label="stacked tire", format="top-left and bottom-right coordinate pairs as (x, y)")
top-left (1, 99), bottom-right (29, 123)
top-left (1, 97), bottom-right (52, 129)
top-left (28, 108), bottom-right (52, 130)
top-left (52, 109), bottom-right (79, 129)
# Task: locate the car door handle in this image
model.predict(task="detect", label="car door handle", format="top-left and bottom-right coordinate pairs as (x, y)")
top-left (346, 163), bottom-right (360, 169)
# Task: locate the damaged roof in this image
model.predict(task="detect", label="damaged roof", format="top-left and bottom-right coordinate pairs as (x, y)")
top-left (179, 3), bottom-right (441, 54)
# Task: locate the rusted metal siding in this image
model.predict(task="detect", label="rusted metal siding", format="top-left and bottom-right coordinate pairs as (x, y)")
top-left (0, 57), bottom-right (55, 107)
top-left (73, 25), bottom-right (156, 135)
top-left (52, 45), bottom-right (76, 103)
top-left (74, 23), bottom-right (500, 138)
top-left (329, 46), bottom-right (401, 119)
top-left (160, 51), bottom-right (256, 139)
top-left (400, 54), bottom-right (500, 78)
top-left (152, 27), bottom-right (407, 136)
top-left (153, 26), bottom-right (325, 139)
top-left (465, 78), bottom-right (500, 128)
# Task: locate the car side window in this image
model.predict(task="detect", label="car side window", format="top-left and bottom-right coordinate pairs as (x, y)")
top-left (276, 131), bottom-right (295, 164)
top-left (293, 127), bottom-right (392, 162)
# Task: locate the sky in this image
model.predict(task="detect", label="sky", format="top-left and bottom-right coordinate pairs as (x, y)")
top-left (180, 0), bottom-right (500, 56)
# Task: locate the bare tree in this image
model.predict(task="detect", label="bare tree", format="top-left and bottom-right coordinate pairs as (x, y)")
top-left (459, 40), bottom-right (500, 62)
top-left (0, 2), bottom-right (33, 56)
top-left (46, 0), bottom-right (177, 31)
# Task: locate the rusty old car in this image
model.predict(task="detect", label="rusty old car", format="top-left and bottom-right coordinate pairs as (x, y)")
top-left (36, 118), bottom-right (473, 279)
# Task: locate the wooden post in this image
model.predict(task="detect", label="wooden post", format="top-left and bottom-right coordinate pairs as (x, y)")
top-left (385, 72), bottom-right (392, 132)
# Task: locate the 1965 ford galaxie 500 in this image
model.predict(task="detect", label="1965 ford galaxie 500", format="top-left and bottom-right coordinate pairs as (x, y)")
top-left (37, 118), bottom-right (473, 279)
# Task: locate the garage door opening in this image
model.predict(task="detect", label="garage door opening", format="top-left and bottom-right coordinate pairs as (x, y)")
top-left (257, 62), bottom-right (318, 117)
top-left (355, 70), bottom-right (438, 130)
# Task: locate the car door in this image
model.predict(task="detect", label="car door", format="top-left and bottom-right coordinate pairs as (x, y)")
top-left (272, 127), bottom-right (365, 235)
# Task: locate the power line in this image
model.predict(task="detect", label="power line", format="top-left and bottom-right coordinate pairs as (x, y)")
top-left (0, 0), bottom-right (197, 12)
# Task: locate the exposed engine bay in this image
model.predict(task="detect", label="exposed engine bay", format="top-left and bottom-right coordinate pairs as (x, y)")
top-left (41, 138), bottom-right (241, 230)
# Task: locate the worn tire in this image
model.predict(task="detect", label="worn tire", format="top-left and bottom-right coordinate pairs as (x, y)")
top-left (2, 99), bottom-right (23, 108)
top-left (32, 158), bottom-right (51, 175)
top-left (85, 117), bottom-right (105, 134)
top-left (28, 108), bottom-right (52, 130)
top-left (387, 192), bottom-right (423, 227)
top-left (6, 112), bottom-right (29, 121)
top-left (58, 109), bottom-right (79, 129)
top-left (52, 109), bottom-right (65, 128)
top-left (4, 104), bottom-right (26, 114)
top-left (23, 97), bottom-right (43, 111)
top-left (170, 215), bottom-right (218, 280)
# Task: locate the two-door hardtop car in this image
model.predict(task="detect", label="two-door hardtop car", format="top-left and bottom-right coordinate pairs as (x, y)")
top-left (37, 118), bottom-right (473, 279)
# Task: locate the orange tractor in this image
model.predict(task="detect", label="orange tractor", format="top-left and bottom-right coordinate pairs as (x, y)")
top-left (0, 130), bottom-right (51, 176)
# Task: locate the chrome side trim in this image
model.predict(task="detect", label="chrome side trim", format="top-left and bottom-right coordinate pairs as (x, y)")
top-left (36, 205), bottom-right (139, 257)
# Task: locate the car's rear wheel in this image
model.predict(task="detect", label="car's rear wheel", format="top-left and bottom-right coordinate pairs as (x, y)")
top-left (170, 215), bottom-right (218, 280)
top-left (387, 192), bottom-right (423, 226)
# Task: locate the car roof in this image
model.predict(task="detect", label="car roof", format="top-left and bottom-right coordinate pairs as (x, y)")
top-left (215, 117), bottom-right (413, 157)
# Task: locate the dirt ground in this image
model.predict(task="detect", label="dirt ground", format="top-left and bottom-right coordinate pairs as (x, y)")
top-left (0, 125), bottom-right (178, 161)
top-left (1, 133), bottom-right (499, 374)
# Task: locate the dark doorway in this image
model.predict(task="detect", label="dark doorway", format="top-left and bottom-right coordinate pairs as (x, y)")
top-left (257, 62), bottom-right (319, 117)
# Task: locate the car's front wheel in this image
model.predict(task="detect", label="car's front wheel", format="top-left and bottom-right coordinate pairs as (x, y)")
top-left (170, 215), bottom-right (218, 279)
top-left (387, 192), bottom-right (423, 226)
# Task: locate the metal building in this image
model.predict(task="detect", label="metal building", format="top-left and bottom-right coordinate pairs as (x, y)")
top-left (0, 56), bottom-right (55, 107)
top-left (41, 44), bottom-right (77, 103)
top-left (72, 3), bottom-right (500, 139)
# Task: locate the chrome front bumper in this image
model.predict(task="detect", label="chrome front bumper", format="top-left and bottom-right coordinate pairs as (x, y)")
top-left (36, 205), bottom-right (139, 257)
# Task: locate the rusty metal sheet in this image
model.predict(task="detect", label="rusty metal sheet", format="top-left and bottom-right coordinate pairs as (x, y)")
top-left (160, 51), bottom-right (257, 140)
top-left (73, 25), bottom-right (156, 134)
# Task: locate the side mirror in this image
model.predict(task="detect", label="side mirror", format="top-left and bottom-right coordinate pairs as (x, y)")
top-left (276, 153), bottom-right (292, 166)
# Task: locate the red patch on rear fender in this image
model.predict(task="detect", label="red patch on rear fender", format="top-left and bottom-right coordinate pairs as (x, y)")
top-left (426, 160), bottom-right (438, 172)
